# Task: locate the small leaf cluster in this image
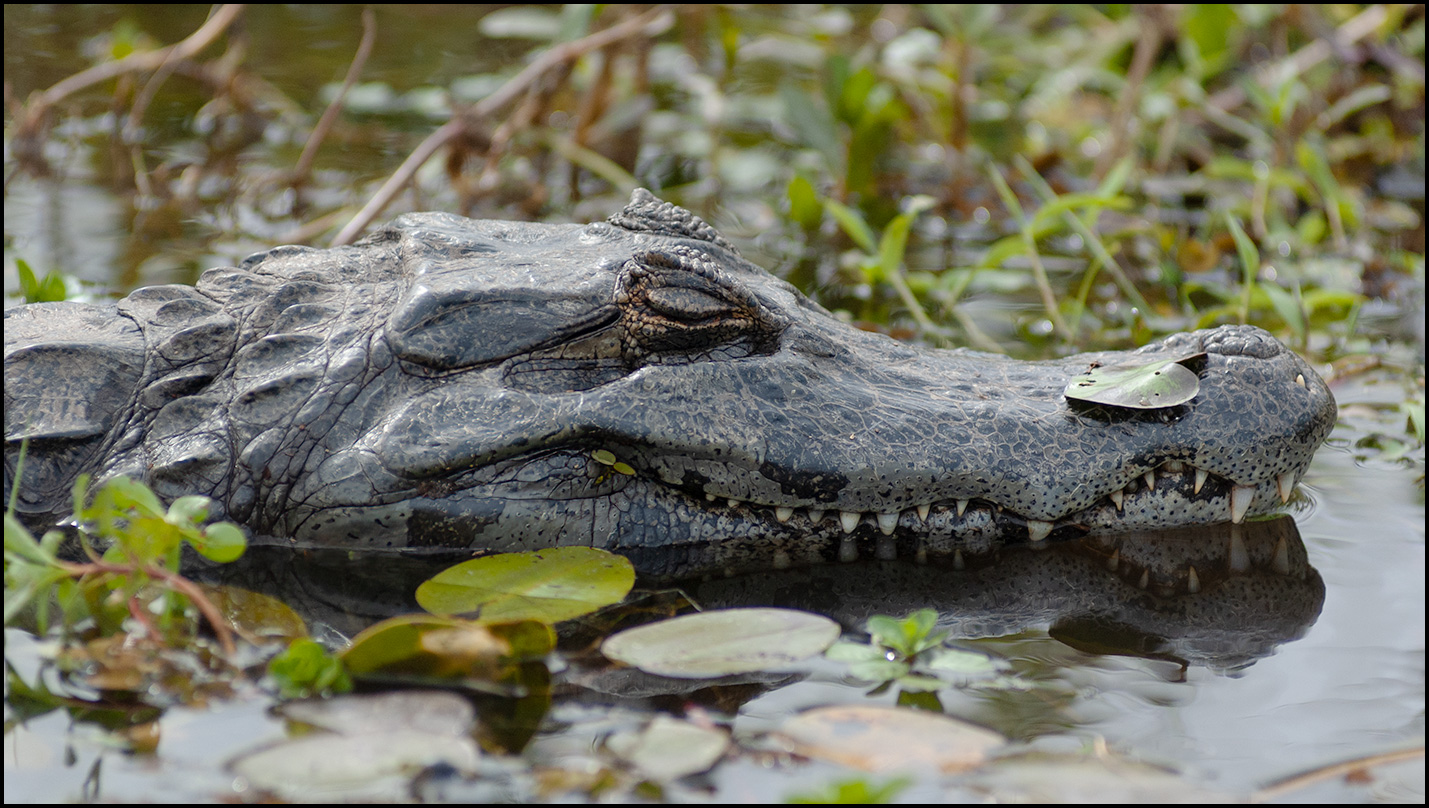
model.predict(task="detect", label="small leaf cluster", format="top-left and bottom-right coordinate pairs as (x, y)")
top-left (826, 609), bottom-right (1004, 693)
top-left (5, 474), bottom-right (246, 642)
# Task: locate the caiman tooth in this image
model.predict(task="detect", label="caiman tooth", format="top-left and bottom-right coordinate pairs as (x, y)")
top-left (1186, 565), bottom-right (1201, 594)
top-left (839, 511), bottom-right (861, 534)
top-left (1228, 524), bottom-right (1250, 573)
top-left (839, 535), bottom-right (858, 563)
top-left (956, 499), bottom-right (969, 516)
top-left (1137, 569), bottom-right (1150, 589)
top-left (1026, 520), bottom-right (1053, 542)
top-left (727, 498), bottom-right (740, 508)
top-left (1109, 489), bottom-right (1124, 511)
top-left (775, 506), bottom-right (794, 523)
top-left (952, 548), bottom-right (965, 570)
top-left (1193, 468), bottom-right (1208, 494)
top-left (875, 535), bottom-right (897, 560)
top-left (1276, 471), bottom-right (1295, 504)
top-left (1230, 485), bottom-right (1255, 523)
top-left (916, 503), bottom-right (930, 521)
top-left (876, 511), bottom-right (899, 535)
top-left (1143, 471), bottom-right (1156, 491)
top-left (1107, 548), bottom-right (1120, 572)
top-left (808, 508), bottom-right (825, 523)
top-left (705, 493), bottom-right (718, 502)
top-left (1272, 535), bottom-right (1291, 575)
top-left (1295, 373), bottom-right (1306, 388)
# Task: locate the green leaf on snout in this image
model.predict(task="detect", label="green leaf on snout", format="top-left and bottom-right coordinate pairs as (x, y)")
top-left (1063, 354), bottom-right (1206, 410)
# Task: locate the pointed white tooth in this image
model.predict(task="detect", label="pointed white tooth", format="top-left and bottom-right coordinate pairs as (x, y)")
top-left (916, 503), bottom-right (930, 521)
top-left (838, 535), bottom-right (858, 562)
top-left (875, 535), bottom-right (896, 560)
top-left (952, 548), bottom-right (965, 570)
top-left (1143, 471), bottom-right (1156, 491)
top-left (773, 550), bottom-right (791, 570)
top-left (1186, 565), bottom-right (1200, 594)
top-left (1194, 467), bottom-right (1209, 494)
top-left (956, 499), bottom-right (969, 516)
top-left (1137, 569), bottom-right (1149, 589)
top-left (705, 493), bottom-right (717, 502)
top-left (1276, 472), bottom-right (1295, 504)
top-left (727, 498), bottom-right (740, 508)
top-left (1230, 485), bottom-right (1254, 523)
top-left (775, 506), bottom-right (794, 523)
top-left (1272, 535), bottom-right (1291, 575)
top-left (839, 511), bottom-right (861, 533)
top-left (1295, 373), bottom-right (1306, 388)
top-left (1026, 520), bottom-right (1053, 542)
top-left (1107, 548), bottom-right (1120, 572)
top-left (808, 508), bottom-right (825, 523)
top-left (1109, 489), bottom-right (1124, 511)
top-left (876, 512), bottom-right (899, 535)
top-left (1164, 460), bottom-right (1184, 474)
top-left (1228, 524), bottom-right (1250, 572)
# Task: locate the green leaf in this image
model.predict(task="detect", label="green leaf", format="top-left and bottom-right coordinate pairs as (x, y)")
top-left (268, 638), bottom-right (353, 699)
top-left (341, 613), bottom-right (554, 683)
top-left (190, 522), bottom-right (247, 563)
top-left (415, 547), bottom-right (634, 623)
top-left (1064, 354), bottom-right (1205, 409)
top-left (787, 175), bottom-right (823, 230)
top-left (166, 495), bottom-right (211, 525)
top-left (601, 608), bottom-right (840, 678)
top-left (823, 199), bottom-right (877, 254)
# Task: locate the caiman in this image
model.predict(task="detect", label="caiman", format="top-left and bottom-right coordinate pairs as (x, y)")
top-left (4, 190), bottom-right (1337, 579)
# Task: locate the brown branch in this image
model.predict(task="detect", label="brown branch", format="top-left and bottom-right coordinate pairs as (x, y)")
top-left (331, 6), bottom-right (675, 246)
top-left (1253, 745), bottom-right (1424, 802)
top-left (26, 4), bottom-right (244, 115)
top-left (292, 5), bottom-right (377, 187)
top-left (60, 559), bottom-right (238, 657)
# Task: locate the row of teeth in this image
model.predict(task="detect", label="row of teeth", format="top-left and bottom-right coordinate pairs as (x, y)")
top-left (703, 461), bottom-right (1298, 542)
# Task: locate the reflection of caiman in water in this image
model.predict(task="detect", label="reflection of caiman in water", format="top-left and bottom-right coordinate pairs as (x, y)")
top-left (211, 515), bottom-right (1322, 672)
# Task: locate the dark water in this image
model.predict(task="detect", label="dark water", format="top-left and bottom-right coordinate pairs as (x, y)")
top-left (4, 5), bottom-right (1424, 802)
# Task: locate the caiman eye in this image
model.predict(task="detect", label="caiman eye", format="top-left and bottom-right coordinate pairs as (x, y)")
top-left (616, 248), bottom-right (785, 362)
top-left (643, 284), bottom-right (734, 322)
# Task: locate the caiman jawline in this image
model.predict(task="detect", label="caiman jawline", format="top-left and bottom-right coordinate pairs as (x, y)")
top-left (689, 457), bottom-right (1298, 544)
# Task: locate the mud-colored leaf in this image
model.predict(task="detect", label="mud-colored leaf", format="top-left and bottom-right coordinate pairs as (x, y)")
top-left (341, 614), bottom-right (552, 682)
top-left (1063, 354), bottom-right (1205, 409)
top-left (776, 705), bottom-right (1004, 773)
top-left (200, 584), bottom-right (306, 641)
top-left (601, 608), bottom-right (840, 679)
top-left (605, 715), bottom-right (730, 781)
top-left (416, 547), bottom-right (634, 623)
top-left (280, 691), bottom-right (475, 738)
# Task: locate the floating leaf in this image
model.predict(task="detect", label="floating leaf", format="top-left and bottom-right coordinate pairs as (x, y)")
top-left (416, 547), bottom-right (634, 623)
top-left (341, 614), bottom-right (553, 683)
top-left (601, 608), bottom-right (839, 679)
top-left (776, 705), bottom-right (1004, 773)
top-left (1063, 354), bottom-right (1206, 409)
top-left (605, 715), bottom-right (730, 781)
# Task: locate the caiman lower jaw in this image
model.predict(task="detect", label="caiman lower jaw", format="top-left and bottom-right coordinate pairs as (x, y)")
top-left (703, 459), bottom-right (1302, 546)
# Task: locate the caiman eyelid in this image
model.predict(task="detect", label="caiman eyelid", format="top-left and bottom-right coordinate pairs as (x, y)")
top-left (643, 284), bottom-right (737, 321)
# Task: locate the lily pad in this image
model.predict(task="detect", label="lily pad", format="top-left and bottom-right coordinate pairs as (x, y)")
top-left (416, 547), bottom-right (634, 623)
top-left (605, 715), bottom-right (730, 781)
top-left (341, 614), bottom-right (553, 683)
top-left (776, 705), bottom-right (1004, 773)
top-left (1063, 353), bottom-right (1206, 409)
top-left (600, 608), bottom-right (840, 679)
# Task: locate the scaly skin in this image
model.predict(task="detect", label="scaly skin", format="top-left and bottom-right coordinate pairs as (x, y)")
top-left (4, 191), bottom-right (1336, 579)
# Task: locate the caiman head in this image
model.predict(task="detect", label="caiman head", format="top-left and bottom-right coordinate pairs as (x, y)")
top-left (3, 190), bottom-right (1338, 580)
